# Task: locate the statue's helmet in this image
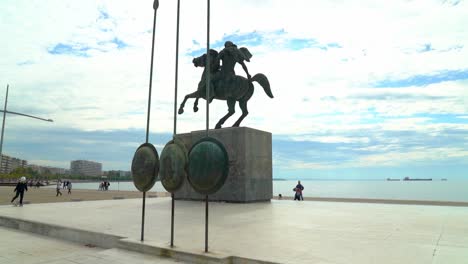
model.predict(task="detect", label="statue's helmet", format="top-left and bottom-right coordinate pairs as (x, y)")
top-left (224, 41), bottom-right (236, 48)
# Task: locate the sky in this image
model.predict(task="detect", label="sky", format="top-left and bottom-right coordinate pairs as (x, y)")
top-left (0, 0), bottom-right (467, 179)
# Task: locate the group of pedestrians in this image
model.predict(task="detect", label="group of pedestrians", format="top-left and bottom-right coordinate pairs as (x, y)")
top-left (56, 180), bottom-right (72, 196)
top-left (11, 177), bottom-right (73, 206)
top-left (98, 181), bottom-right (110, 191)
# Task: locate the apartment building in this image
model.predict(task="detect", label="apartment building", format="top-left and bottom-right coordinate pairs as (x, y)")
top-left (0, 154), bottom-right (27, 174)
top-left (70, 160), bottom-right (102, 177)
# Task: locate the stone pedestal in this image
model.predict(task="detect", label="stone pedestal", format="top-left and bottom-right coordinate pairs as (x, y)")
top-left (174, 127), bottom-right (272, 203)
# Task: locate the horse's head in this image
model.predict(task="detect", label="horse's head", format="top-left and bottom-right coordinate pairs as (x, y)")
top-left (192, 49), bottom-right (219, 71)
top-left (192, 54), bottom-right (206, 67)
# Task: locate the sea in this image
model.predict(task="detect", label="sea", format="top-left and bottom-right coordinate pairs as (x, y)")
top-left (52, 179), bottom-right (468, 202)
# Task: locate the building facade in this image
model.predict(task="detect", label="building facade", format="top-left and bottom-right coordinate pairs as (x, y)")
top-left (27, 164), bottom-right (67, 175)
top-left (70, 160), bottom-right (102, 177)
top-left (0, 154), bottom-right (27, 174)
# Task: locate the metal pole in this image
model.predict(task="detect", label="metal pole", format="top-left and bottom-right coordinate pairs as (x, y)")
top-left (204, 0), bottom-right (211, 253)
top-left (0, 110), bottom-right (52, 122)
top-left (141, 191), bottom-right (146, 241)
top-left (0, 85), bottom-right (9, 174)
top-left (146, 1), bottom-right (159, 143)
top-left (205, 0), bottom-right (211, 136)
top-left (173, 0), bottom-right (180, 136)
top-left (169, 0), bottom-right (181, 248)
top-left (141, 0), bottom-right (159, 243)
top-left (171, 192), bottom-right (175, 247)
top-left (205, 194), bottom-right (209, 252)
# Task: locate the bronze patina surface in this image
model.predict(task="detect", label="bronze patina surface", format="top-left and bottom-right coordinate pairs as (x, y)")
top-left (131, 143), bottom-right (159, 192)
top-left (178, 41), bottom-right (273, 129)
top-left (187, 137), bottom-right (229, 195)
top-left (159, 138), bottom-right (188, 193)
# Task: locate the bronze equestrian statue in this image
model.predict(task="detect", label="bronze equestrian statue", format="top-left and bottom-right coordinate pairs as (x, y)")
top-left (178, 41), bottom-right (273, 129)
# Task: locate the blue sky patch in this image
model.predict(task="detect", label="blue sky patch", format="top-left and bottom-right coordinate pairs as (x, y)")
top-left (187, 29), bottom-right (342, 56)
top-left (421, 43), bottom-right (433, 52)
top-left (111, 38), bottom-right (128, 49)
top-left (413, 113), bottom-right (468, 124)
top-left (48, 43), bottom-right (91, 57)
top-left (49, 38), bottom-right (128, 57)
top-left (17, 60), bottom-right (34, 66)
top-left (98, 8), bottom-right (109, 20)
top-left (374, 69), bottom-right (468, 88)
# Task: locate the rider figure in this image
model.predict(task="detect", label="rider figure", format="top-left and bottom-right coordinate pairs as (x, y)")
top-left (217, 41), bottom-right (252, 82)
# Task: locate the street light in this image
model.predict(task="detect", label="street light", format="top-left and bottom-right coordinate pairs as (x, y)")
top-left (0, 84), bottom-right (54, 174)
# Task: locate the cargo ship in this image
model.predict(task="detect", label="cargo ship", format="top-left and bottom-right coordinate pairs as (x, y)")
top-left (403, 177), bottom-right (432, 181)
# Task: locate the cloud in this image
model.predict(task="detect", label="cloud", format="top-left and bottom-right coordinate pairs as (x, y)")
top-left (0, 0), bottom-right (467, 178)
top-left (186, 29), bottom-right (343, 56)
top-left (374, 69), bottom-right (468, 88)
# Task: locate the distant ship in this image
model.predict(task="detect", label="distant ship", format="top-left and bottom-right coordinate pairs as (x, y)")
top-left (403, 177), bottom-right (432, 181)
top-left (441, 178), bottom-right (448, 181)
top-left (386, 178), bottom-right (400, 181)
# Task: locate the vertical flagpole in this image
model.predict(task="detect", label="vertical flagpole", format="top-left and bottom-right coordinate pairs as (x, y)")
top-left (0, 85), bottom-right (9, 174)
top-left (142, 0), bottom-right (159, 242)
top-left (204, 0), bottom-right (211, 253)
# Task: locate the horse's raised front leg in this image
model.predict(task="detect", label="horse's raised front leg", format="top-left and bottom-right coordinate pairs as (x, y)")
top-left (194, 94), bottom-right (215, 112)
top-left (215, 99), bottom-right (236, 129)
top-left (233, 99), bottom-right (248, 127)
top-left (178, 91), bottom-right (199, 114)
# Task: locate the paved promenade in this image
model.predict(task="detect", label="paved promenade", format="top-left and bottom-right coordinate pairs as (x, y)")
top-left (0, 198), bottom-right (467, 263)
top-left (0, 227), bottom-right (184, 264)
top-left (0, 186), bottom-right (165, 205)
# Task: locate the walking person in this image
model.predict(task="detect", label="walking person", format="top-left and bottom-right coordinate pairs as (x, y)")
top-left (67, 181), bottom-right (72, 194)
top-left (11, 176), bottom-right (28, 206)
top-left (293, 180), bottom-right (304, 201)
top-left (56, 180), bottom-right (62, 196)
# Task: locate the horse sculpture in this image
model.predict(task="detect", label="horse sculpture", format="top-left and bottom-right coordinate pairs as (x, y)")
top-left (178, 49), bottom-right (273, 129)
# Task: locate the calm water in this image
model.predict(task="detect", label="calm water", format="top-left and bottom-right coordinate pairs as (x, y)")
top-left (56, 180), bottom-right (468, 202)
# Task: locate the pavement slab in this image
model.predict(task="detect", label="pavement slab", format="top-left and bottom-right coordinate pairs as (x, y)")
top-left (0, 198), bottom-right (467, 263)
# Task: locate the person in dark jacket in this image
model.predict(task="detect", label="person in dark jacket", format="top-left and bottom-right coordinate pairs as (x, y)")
top-left (293, 181), bottom-right (304, 201)
top-left (11, 176), bottom-right (28, 206)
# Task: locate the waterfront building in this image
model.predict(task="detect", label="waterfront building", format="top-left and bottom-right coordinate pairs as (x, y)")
top-left (103, 170), bottom-right (131, 178)
top-left (70, 160), bottom-right (102, 177)
top-left (27, 164), bottom-right (67, 175)
top-left (0, 154), bottom-right (27, 174)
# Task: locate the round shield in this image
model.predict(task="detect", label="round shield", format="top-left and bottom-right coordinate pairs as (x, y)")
top-left (187, 137), bottom-right (229, 195)
top-left (131, 143), bottom-right (159, 192)
top-left (159, 138), bottom-right (188, 193)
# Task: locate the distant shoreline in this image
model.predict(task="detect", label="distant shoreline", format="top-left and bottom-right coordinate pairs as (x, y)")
top-left (274, 196), bottom-right (468, 207)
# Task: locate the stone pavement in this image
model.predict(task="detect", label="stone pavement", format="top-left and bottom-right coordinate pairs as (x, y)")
top-left (0, 198), bottom-right (467, 263)
top-left (0, 227), bottom-right (184, 264)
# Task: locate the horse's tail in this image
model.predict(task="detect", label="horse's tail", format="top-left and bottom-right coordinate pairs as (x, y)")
top-left (252, 73), bottom-right (273, 98)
